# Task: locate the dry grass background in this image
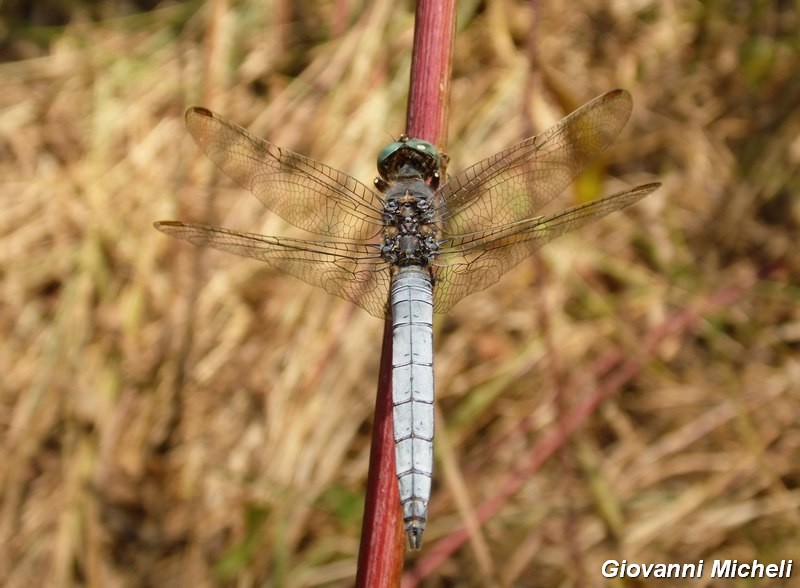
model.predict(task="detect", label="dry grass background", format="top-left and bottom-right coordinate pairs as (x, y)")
top-left (1, 0), bottom-right (799, 586)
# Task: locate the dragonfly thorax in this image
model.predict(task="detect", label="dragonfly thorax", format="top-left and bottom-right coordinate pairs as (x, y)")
top-left (380, 182), bottom-right (440, 267)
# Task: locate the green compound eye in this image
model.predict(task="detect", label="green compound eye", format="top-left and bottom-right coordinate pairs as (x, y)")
top-left (377, 138), bottom-right (440, 174)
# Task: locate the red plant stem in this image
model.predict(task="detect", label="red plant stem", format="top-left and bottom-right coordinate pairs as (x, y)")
top-left (356, 1), bottom-right (457, 586)
top-left (406, 1), bottom-right (457, 146)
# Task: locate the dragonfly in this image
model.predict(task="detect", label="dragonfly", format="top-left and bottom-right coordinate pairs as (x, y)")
top-left (155, 89), bottom-right (659, 549)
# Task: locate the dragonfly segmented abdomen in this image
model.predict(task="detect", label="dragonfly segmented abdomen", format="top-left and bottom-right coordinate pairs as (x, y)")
top-left (391, 266), bottom-right (435, 550)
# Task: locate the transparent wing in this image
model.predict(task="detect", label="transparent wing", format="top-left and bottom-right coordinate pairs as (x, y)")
top-left (154, 221), bottom-right (391, 318)
top-left (436, 89), bottom-right (634, 235)
top-left (185, 107), bottom-right (385, 239)
top-left (431, 183), bottom-right (660, 313)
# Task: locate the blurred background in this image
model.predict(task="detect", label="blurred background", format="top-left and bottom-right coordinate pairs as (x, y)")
top-left (1, 0), bottom-right (798, 586)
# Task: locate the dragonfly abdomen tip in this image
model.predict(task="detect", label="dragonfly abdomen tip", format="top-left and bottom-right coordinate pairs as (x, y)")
top-left (406, 522), bottom-right (425, 550)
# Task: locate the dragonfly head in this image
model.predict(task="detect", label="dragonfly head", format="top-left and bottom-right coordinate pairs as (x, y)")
top-left (377, 136), bottom-right (440, 184)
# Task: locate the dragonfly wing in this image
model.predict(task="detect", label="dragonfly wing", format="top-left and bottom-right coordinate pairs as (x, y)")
top-left (431, 183), bottom-right (660, 313)
top-left (155, 221), bottom-right (391, 318)
top-left (185, 107), bottom-right (385, 240)
top-left (436, 90), bottom-right (634, 235)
